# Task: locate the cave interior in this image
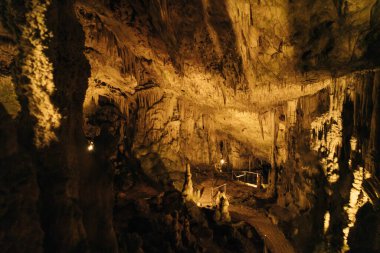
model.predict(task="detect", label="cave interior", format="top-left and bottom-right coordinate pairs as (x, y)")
top-left (0, 0), bottom-right (380, 253)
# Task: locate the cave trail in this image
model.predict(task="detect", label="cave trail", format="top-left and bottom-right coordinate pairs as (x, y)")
top-left (230, 205), bottom-right (296, 253)
top-left (196, 180), bottom-right (295, 253)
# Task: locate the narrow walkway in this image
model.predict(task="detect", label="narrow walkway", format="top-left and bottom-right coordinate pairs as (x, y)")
top-left (196, 185), bottom-right (214, 206)
top-left (230, 205), bottom-right (296, 253)
top-left (195, 179), bottom-right (296, 253)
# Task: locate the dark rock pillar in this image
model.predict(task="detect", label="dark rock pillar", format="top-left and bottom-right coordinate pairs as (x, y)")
top-left (0, 1), bottom-right (118, 252)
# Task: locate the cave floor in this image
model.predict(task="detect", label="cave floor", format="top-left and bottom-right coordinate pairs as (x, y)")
top-left (229, 205), bottom-right (296, 253)
top-left (193, 174), bottom-right (267, 207)
top-left (116, 172), bottom-right (297, 253)
top-left (193, 175), bottom-right (296, 253)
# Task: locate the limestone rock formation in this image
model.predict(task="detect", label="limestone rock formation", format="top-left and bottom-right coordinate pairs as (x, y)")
top-left (214, 191), bottom-right (231, 223)
top-left (0, 0), bottom-right (379, 252)
top-left (220, 193), bottom-right (232, 222)
top-left (182, 163), bottom-right (194, 202)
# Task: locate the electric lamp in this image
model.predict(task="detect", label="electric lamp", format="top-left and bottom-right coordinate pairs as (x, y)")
top-left (87, 141), bottom-right (94, 152)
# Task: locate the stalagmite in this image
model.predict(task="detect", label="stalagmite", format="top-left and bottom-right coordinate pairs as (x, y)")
top-left (182, 164), bottom-right (194, 202)
top-left (214, 191), bottom-right (231, 223)
top-left (342, 165), bottom-right (369, 252)
top-left (3, 1), bottom-right (380, 252)
top-left (323, 211), bottom-right (330, 235)
top-left (220, 193), bottom-right (231, 222)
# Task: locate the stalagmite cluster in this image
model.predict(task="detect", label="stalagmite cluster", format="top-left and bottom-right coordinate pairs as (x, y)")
top-left (342, 166), bottom-right (368, 251)
top-left (1, 0), bottom-right (380, 252)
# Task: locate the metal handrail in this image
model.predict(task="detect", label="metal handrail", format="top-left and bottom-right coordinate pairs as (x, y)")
top-left (211, 183), bottom-right (227, 206)
top-left (231, 170), bottom-right (263, 188)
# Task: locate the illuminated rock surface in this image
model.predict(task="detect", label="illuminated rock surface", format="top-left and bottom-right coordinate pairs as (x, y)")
top-left (0, 0), bottom-right (379, 252)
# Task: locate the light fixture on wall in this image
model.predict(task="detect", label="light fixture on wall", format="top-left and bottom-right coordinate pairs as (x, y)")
top-left (87, 141), bottom-right (94, 152)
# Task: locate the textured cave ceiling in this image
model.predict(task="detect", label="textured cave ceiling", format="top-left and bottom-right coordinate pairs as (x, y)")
top-left (0, 1), bottom-right (380, 253)
top-left (0, 0), bottom-right (379, 160)
top-left (73, 0), bottom-right (379, 160)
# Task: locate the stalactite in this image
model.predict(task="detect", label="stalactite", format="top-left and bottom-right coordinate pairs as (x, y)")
top-left (310, 79), bottom-right (346, 184)
top-left (109, 95), bottom-right (135, 121)
top-left (287, 99), bottom-right (298, 126)
top-left (308, 71), bottom-right (379, 251)
top-left (77, 7), bottom-right (142, 82)
top-left (119, 46), bottom-right (141, 80)
top-left (136, 88), bottom-right (163, 109)
top-left (266, 110), bottom-right (277, 198)
top-left (366, 71), bottom-right (380, 175)
top-left (258, 113), bottom-right (265, 140)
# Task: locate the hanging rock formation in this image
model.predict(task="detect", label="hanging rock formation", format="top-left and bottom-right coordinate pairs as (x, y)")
top-left (0, 0), bottom-right (380, 253)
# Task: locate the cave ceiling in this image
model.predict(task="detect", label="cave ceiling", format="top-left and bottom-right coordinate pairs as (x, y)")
top-left (1, 0), bottom-right (379, 160)
top-left (0, 2), bottom-right (380, 252)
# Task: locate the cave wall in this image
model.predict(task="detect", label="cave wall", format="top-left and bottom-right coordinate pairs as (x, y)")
top-left (76, 0), bottom-right (380, 177)
top-left (0, 1), bottom-right (118, 252)
top-left (0, 0), bottom-right (379, 253)
top-left (84, 89), bottom-right (259, 187)
top-left (77, 2), bottom-right (380, 249)
top-left (273, 70), bottom-right (380, 252)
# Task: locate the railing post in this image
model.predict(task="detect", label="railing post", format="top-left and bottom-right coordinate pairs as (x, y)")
top-left (257, 174), bottom-right (262, 190)
top-left (211, 188), bottom-right (213, 205)
top-left (249, 155), bottom-right (251, 172)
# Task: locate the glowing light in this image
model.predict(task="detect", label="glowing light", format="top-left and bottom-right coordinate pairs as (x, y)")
top-left (220, 159), bottom-right (225, 165)
top-left (87, 141), bottom-right (94, 151)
